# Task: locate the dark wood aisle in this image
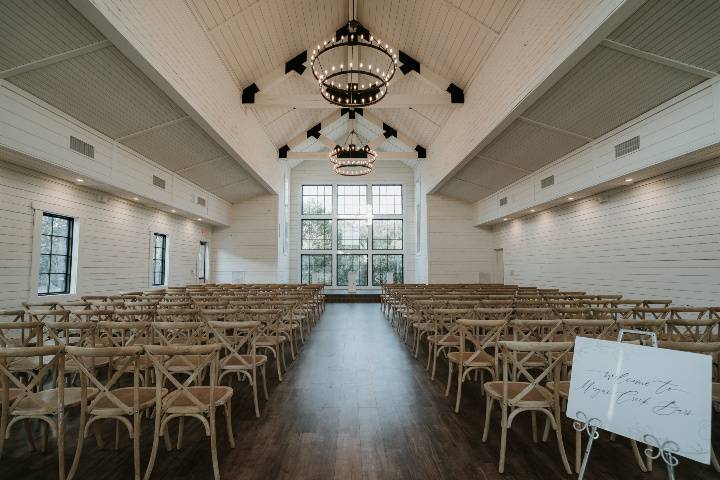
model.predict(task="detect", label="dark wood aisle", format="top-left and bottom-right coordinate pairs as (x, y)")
top-left (1, 303), bottom-right (716, 479)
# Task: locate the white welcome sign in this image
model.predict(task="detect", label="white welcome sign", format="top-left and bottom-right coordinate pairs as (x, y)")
top-left (566, 336), bottom-right (712, 464)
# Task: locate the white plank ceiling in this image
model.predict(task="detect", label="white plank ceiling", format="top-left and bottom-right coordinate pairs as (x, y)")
top-left (187, 0), bottom-right (521, 150)
top-left (0, 0), bottom-right (263, 203)
top-left (438, 0), bottom-right (720, 202)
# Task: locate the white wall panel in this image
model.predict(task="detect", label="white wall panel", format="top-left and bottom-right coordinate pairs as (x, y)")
top-left (494, 158), bottom-right (720, 305)
top-left (0, 162), bottom-right (210, 309)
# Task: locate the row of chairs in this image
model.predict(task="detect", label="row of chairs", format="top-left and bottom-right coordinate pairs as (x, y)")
top-left (381, 284), bottom-right (720, 474)
top-left (0, 283), bottom-right (325, 480)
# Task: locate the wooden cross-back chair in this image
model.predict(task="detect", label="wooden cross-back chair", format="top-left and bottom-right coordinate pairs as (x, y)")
top-left (21, 301), bottom-right (59, 311)
top-left (64, 345), bottom-right (161, 480)
top-left (513, 308), bottom-right (553, 320)
top-left (98, 321), bottom-right (154, 385)
top-left (633, 307), bottom-right (671, 320)
top-left (592, 307), bottom-right (633, 321)
top-left (207, 319), bottom-right (268, 418)
top-left (483, 341), bottom-right (574, 474)
top-left (45, 320), bottom-right (110, 379)
top-left (616, 318), bottom-right (667, 344)
top-left (0, 322), bottom-right (47, 380)
top-left (244, 308), bottom-right (287, 381)
top-left (144, 344), bottom-right (233, 480)
top-left (0, 345), bottom-right (73, 479)
top-left (665, 317), bottom-right (718, 343)
top-left (114, 308), bottom-right (156, 324)
top-left (446, 318), bottom-right (506, 413)
top-left (425, 308), bottom-right (474, 380)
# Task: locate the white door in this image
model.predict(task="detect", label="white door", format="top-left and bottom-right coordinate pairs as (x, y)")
top-left (494, 249), bottom-right (504, 284)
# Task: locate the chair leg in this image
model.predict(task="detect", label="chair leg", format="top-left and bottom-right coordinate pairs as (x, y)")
top-left (499, 405), bottom-right (508, 473)
top-left (711, 446), bottom-right (720, 472)
top-left (0, 406), bottom-right (8, 459)
top-left (431, 346), bottom-right (439, 380)
top-left (575, 428), bottom-right (582, 473)
top-left (445, 362), bottom-right (453, 397)
top-left (261, 365), bottom-right (269, 400)
top-left (224, 402), bottom-right (235, 448)
top-left (115, 420), bottom-right (121, 450)
top-left (631, 440), bottom-right (648, 472)
top-left (24, 419), bottom-right (37, 452)
top-left (142, 412), bottom-right (161, 480)
top-left (426, 342), bottom-right (432, 370)
top-left (41, 420), bottom-right (49, 453)
top-left (454, 365), bottom-right (463, 413)
top-left (92, 421), bottom-right (104, 449)
top-left (209, 409), bottom-right (220, 480)
top-left (551, 412), bottom-right (573, 475)
top-left (67, 407), bottom-right (87, 480)
top-left (531, 411), bottom-right (538, 443)
top-left (275, 348), bottom-right (283, 382)
top-left (482, 396), bottom-right (493, 442)
top-left (177, 417), bottom-right (184, 450)
top-left (163, 422), bottom-right (173, 452)
top-left (252, 368), bottom-right (260, 418)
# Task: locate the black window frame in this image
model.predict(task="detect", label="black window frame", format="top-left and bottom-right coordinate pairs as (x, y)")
top-left (152, 233), bottom-right (167, 286)
top-left (336, 254), bottom-right (368, 286)
top-left (301, 184), bottom-right (333, 215)
top-left (337, 219), bottom-right (369, 250)
top-left (301, 219), bottom-right (333, 250)
top-left (372, 219), bottom-right (403, 250)
top-left (372, 254), bottom-right (404, 286)
top-left (300, 254), bottom-right (333, 285)
top-left (38, 212), bottom-right (74, 296)
top-left (372, 184), bottom-right (403, 215)
top-left (198, 241), bottom-right (208, 282)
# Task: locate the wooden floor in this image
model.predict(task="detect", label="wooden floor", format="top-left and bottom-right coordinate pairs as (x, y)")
top-left (1, 303), bottom-right (717, 479)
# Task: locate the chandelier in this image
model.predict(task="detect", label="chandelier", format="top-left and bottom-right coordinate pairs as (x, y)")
top-left (311, 4), bottom-right (397, 107)
top-left (329, 127), bottom-right (376, 176)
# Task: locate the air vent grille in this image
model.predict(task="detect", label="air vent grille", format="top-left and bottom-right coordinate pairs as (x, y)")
top-left (69, 136), bottom-right (94, 158)
top-left (499, 196), bottom-right (508, 207)
top-left (196, 196), bottom-right (206, 207)
top-left (614, 136), bottom-right (640, 159)
top-left (152, 175), bottom-right (166, 189)
top-left (540, 175), bottom-right (555, 189)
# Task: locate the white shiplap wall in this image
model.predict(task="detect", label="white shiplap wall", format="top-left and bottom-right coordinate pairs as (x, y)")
top-left (494, 158), bottom-right (720, 305)
top-left (427, 194), bottom-right (495, 283)
top-left (211, 194), bottom-right (281, 284)
top-left (0, 161), bottom-right (210, 309)
top-left (288, 160), bottom-right (415, 291)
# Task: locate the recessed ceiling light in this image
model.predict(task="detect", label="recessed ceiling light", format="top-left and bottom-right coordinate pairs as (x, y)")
top-left (503, 218), bottom-right (508, 221)
top-left (171, 209), bottom-right (176, 213)
top-left (568, 197), bottom-right (574, 201)
top-left (625, 178), bottom-right (633, 182)
top-left (75, 178), bottom-right (84, 182)
top-left (132, 197), bottom-right (139, 201)
top-left (196, 218), bottom-right (202, 221)
top-left (530, 209), bottom-right (535, 213)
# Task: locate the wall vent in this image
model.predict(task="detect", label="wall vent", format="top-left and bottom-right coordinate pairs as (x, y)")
top-left (196, 196), bottom-right (206, 207)
top-left (499, 196), bottom-right (508, 207)
top-left (614, 136), bottom-right (640, 159)
top-left (540, 175), bottom-right (555, 189)
top-left (152, 175), bottom-right (166, 189)
top-left (69, 136), bottom-right (94, 159)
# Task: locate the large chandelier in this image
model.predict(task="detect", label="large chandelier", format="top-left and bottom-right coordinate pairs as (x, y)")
top-left (311, 4), bottom-right (397, 107)
top-left (329, 127), bottom-right (376, 176)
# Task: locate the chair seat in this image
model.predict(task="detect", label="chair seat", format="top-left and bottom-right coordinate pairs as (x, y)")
top-left (545, 381), bottom-right (570, 398)
top-left (413, 321), bottom-right (433, 331)
top-left (8, 356), bottom-right (56, 372)
top-left (93, 387), bottom-right (166, 413)
top-left (427, 334), bottom-right (460, 346)
top-left (484, 381), bottom-right (552, 406)
top-left (448, 350), bottom-right (494, 366)
top-left (223, 354), bottom-right (268, 369)
top-left (164, 386), bottom-right (233, 410)
top-left (256, 335), bottom-right (287, 346)
top-left (166, 355), bottom-right (208, 371)
top-left (13, 387), bottom-right (99, 415)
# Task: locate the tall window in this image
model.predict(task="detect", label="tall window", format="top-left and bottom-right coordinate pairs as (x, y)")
top-left (198, 241), bottom-right (208, 282)
top-left (337, 254), bottom-right (368, 286)
top-left (302, 185), bottom-right (332, 214)
top-left (301, 254), bottom-right (332, 285)
top-left (38, 213), bottom-right (74, 295)
top-left (152, 233), bottom-right (167, 286)
top-left (372, 185), bottom-right (402, 214)
top-left (373, 254), bottom-right (403, 286)
top-left (301, 219), bottom-right (332, 250)
top-left (337, 185), bottom-right (367, 215)
top-left (372, 219), bottom-right (403, 250)
top-left (337, 219), bottom-right (368, 250)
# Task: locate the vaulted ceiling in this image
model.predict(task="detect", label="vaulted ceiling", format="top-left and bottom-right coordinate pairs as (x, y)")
top-left (437, 0), bottom-right (720, 202)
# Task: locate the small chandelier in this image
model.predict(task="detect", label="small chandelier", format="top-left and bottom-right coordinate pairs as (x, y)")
top-left (311, 3), bottom-right (397, 107)
top-left (329, 128), bottom-right (376, 176)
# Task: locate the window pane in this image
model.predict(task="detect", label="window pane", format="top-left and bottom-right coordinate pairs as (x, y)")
top-left (301, 220), bottom-right (332, 250)
top-left (41, 216), bottom-right (53, 235)
top-left (40, 234), bottom-right (52, 254)
top-left (52, 217), bottom-right (70, 237)
top-left (301, 254), bottom-right (332, 285)
top-left (39, 254), bottom-right (50, 274)
top-left (51, 236), bottom-right (68, 255)
top-left (337, 220), bottom-right (368, 250)
top-left (49, 274), bottom-right (66, 293)
top-left (50, 255), bottom-right (67, 273)
top-left (372, 220), bottom-right (402, 250)
top-left (373, 254), bottom-right (403, 286)
top-left (337, 254), bottom-right (368, 286)
top-left (38, 274), bottom-right (50, 294)
top-left (302, 185), bottom-right (332, 214)
top-left (152, 234), bottom-right (167, 285)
